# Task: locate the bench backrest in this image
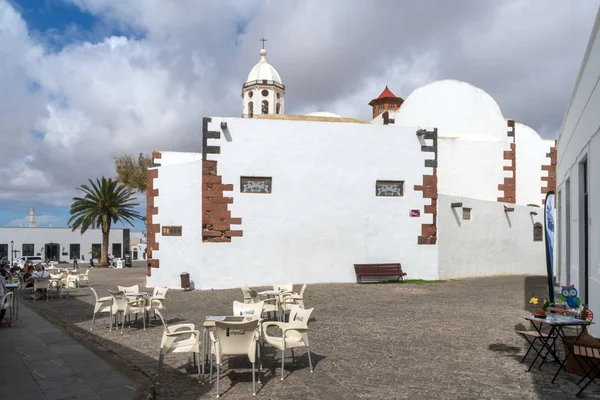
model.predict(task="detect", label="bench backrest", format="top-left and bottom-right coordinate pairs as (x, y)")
top-left (354, 264), bottom-right (402, 274)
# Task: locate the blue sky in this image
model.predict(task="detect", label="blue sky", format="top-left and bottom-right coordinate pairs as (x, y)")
top-left (1, 0), bottom-right (146, 232)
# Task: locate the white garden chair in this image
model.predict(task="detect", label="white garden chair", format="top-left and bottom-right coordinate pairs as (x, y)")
top-left (261, 306), bottom-right (315, 380)
top-left (33, 278), bottom-right (50, 301)
top-left (272, 283), bottom-right (294, 293)
top-left (108, 290), bottom-right (145, 332)
top-left (232, 300), bottom-right (265, 319)
top-left (78, 270), bottom-right (90, 287)
top-left (147, 286), bottom-right (168, 324)
top-left (118, 285), bottom-right (139, 294)
top-left (155, 310), bottom-right (201, 379)
top-left (248, 289), bottom-right (278, 320)
top-left (240, 285), bottom-right (252, 304)
top-left (90, 287), bottom-right (113, 330)
top-left (17, 275), bottom-right (33, 296)
top-left (282, 284), bottom-right (307, 311)
top-left (209, 319), bottom-right (261, 398)
top-left (1, 292), bottom-right (13, 326)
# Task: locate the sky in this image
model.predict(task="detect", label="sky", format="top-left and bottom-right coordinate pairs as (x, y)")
top-left (0, 0), bottom-right (599, 232)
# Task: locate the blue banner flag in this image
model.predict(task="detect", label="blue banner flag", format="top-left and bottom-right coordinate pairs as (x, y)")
top-left (544, 190), bottom-right (556, 303)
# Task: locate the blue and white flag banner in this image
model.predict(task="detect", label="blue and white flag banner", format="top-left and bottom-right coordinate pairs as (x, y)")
top-left (544, 191), bottom-right (556, 303)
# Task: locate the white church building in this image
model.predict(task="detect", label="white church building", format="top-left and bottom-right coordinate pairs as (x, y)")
top-left (146, 47), bottom-right (556, 290)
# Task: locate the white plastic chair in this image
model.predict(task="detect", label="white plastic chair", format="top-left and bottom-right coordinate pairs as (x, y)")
top-left (240, 285), bottom-right (252, 304)
top-left (17, 275), bottom-right (33, 296)
top-left (282, 284), bottom-right (307, 311)
top-left (33, 278), bottom-right (50, 301)
top-left (232, 300), bottom-right (265, 319)
top-left (118, 285), bottom-right (139, 294)
top-left (90, 288), bottom-right (113, 330)
top-left (272, 284), bottom-right (294, 292)
top-left (108, 290), bottom-right (145, 333)
top-left (209, 319), bottom-right (260, 398)
top-left (147, 286), bottom-right (168, 324)
top-left (261, 306), bottom-right (315, 380)
top-left (78, 270), bottom-right (90, 287)
top-left (155, 310), bottom-right (201, 379)
top-left (1, 292), bottom-right (13, 326)
top-left (248, 289), bottom-right (278, 319)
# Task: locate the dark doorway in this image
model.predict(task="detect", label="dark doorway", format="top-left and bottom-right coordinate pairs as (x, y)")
top-left (45, 243), bottom-right (60, 261)
top-left (112, 243), bottom-right (122, 259)
top-left (70, 244), bottom-right (80, 259)
top-left (579, 160), bottom-right (589, 304)
top-left (0, 244), bottom-right (7, 259)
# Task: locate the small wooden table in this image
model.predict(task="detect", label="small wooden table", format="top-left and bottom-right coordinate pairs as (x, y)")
top-left (525, 314), bottom-right (593, 383)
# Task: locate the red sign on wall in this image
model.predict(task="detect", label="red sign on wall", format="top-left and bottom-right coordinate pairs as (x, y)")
top-left (410, 209), bottom-right (421, 217)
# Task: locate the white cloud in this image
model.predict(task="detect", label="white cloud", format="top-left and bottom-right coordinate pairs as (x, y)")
top-left (0, 0), bottom-right (598, 211)
top-left (6, 213), bottom-right (66, 228)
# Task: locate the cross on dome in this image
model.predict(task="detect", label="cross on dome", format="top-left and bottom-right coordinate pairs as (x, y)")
top-left (260, 37), bottom-right (267, 49)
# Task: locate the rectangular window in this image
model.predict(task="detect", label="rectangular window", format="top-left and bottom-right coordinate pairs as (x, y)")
top-left (91, 243), bottom-right (101, 259)
top-left (22, 243), bottom-right (34, 256)
top-left (376, 180), bottom-right (404, 197)
top-left (463, 208), bottom-right (472, 220)
top-left (69, 244), bottom-right (80, 259)
top-left (241, 177), bottom-right (272, 193)
top-left (112, 243), bottom-right (122, 258)
top-left (162, 226), bottom-right (182, 236)
top-left (0, 244), bottom-right (7, 259)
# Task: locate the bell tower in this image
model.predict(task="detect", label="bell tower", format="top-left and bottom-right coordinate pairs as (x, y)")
top-left (242, 39), bottom-right (286, 118)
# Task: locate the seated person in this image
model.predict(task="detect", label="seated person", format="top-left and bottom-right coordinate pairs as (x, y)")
top-left (23, 265), bottom-right (35, 288)
top-left (0, 264), bottom-right (9, 278)
top-left (10, 262), bottom-right (20, 274)
top-left (32, 264), bottom-right (49, 299)
top-left (33, 264), bottom-right (49, 279)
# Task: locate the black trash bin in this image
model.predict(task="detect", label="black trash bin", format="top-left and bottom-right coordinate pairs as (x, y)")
top-left (180, 272), bottom-right (190, 291)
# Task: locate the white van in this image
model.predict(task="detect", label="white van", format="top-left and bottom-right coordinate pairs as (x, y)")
top-left (17, 256), bottom-right (45, 268)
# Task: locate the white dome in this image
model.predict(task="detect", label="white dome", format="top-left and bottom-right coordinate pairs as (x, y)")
top-left (394, 79), bottom-right (507, 141)
top-left (306, 111), bottom-right (342, 118)
top-left (246, 49), bottom-right (282, 84)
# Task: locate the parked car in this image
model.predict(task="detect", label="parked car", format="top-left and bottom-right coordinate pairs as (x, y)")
top-left (16, 256), bottom-right (45, 269)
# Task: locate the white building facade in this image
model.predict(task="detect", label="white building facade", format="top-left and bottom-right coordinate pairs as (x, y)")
top-left (145, 47), bottom-right (554, 290)
top-left (556, 8), bottom-right (600, 335)
top-left (0, 227), bottom-right (130, 264)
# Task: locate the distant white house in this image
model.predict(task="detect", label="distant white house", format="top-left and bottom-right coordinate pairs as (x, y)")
top-left (0, 225), bottom-right (131, 264)
top-left (130, 231), bottom-right (147, 260)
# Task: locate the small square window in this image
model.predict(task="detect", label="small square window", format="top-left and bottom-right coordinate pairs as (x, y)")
top-left (376, 180), bottom-right (404, 197)
top-left (463, 208), bottom-right (472, 220)
top-left (241, 177), bottom-right (272, 194)
top-left (162, 226), bottom-right (182, 236)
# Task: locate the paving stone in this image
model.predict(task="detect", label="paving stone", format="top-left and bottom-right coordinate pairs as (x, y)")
top-left (22, 268), bottom-right (600, 399)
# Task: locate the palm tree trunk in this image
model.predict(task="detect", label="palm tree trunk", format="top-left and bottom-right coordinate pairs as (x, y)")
top-left (101, 230), bottom-right (110, 268)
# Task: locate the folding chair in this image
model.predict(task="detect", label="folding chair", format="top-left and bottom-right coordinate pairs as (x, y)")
top-left (573, 344), bottom-right (600, 396)
top-left (518, 319), bottom-right (560, 370)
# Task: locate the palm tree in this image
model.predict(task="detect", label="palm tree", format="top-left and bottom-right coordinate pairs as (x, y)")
top-left (69, 177), bottom-right (142, 268)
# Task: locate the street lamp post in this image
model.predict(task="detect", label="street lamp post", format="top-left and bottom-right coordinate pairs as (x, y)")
top-left (10, 241), bottom-right (13, 266)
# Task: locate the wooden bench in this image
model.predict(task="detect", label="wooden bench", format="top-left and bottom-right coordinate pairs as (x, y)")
top-left (353, 263), bottom-right (407, 283)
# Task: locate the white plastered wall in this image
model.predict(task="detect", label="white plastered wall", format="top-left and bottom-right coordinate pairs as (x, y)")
top-left (437, 194), bottom-right (546, 279)
top-left (514, 123), bottom-right (554, 206)
top-left (148, 118), bottom-right (439, 289)
top-left (556, 7), bottom-right (600, 336)
top-left (374, 79), bottom-right (510, 202)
